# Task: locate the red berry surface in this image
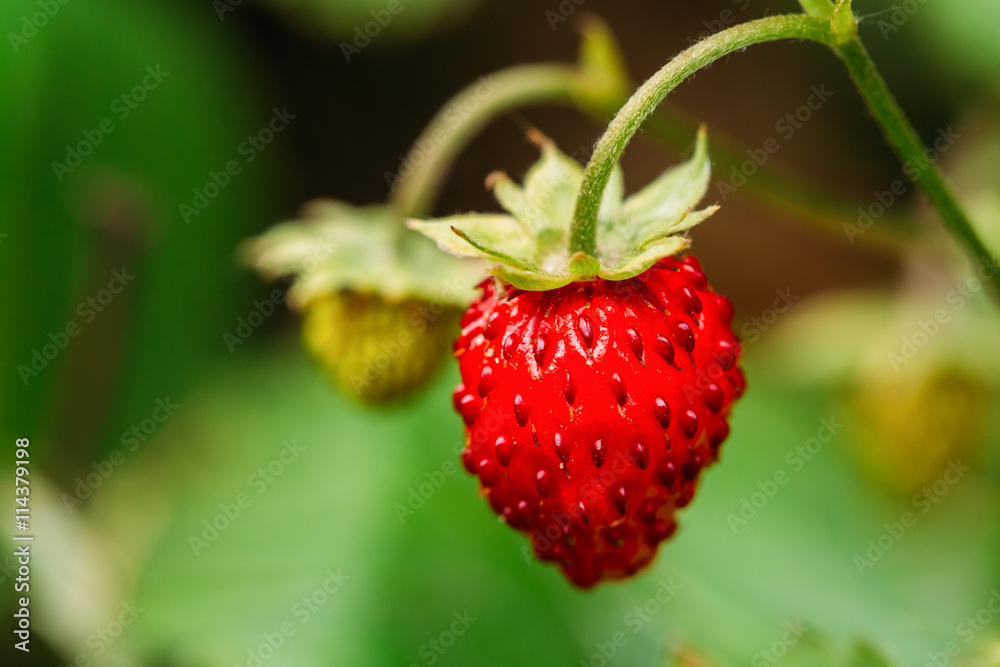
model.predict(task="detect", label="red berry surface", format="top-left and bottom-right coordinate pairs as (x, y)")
top-left (452, 255), bottom-right (745, 587)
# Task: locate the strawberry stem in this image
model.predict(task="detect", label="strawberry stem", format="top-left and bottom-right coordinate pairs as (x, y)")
top-left (830, 35), bottom-right (1000, 292)
top-left (570, 9), bottom-right (1000, 299)
top-left (569, 14), bottom-right (831, 256)
top-left (388, 64), bottom-right (580, 219)
top-left (390, 18), bottom-right (628, 221)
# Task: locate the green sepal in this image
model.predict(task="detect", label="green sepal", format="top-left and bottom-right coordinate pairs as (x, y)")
top-left (243, 200), bottom-right (486, 308)
top-left (409, 127), bottom-right (719, 290)
top-left (569, 252), bottom-right (601, 276)
top-left (450, 225), bottom-right (533, 270)
top-left (597, 237), bottom-right (691, 282)
top-left (493, 266), bottom-right (577, 291)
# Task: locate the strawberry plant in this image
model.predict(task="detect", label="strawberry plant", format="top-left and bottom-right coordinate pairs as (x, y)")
top-left (14, 1), bottom-right (1000, 665)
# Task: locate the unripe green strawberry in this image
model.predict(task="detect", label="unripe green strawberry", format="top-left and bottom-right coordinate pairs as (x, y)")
top-left (303, 291), bottom-right (460, 403)
top-left (760, 278), bottom-right (1000, 498)
top-left (243, 200), bottom-right (483, 404)
top-left (848, 369), bottom-right (991, 495)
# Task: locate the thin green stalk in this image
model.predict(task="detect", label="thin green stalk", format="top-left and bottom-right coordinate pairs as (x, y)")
top-left (388, 64), bottom-right (579, 219)
top-left (569, 10), bottom-right (999, 295)
top-left (570, 14), bottom-right (832, 255)
top-left (831, 36), bottom-right (999, 278)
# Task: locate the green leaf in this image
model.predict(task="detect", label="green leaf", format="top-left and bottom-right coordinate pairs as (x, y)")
top-left (0, 0), bottom-right (285, 458)
top-left (487, 173), bottom-right (537, 230)
top-left (521, 137), bottom-right (584, 234)
top-left (846, 642), bottom-right (895, 667)
top-left (410, 215), bottom-right (532, 261)
top-left (569, 252), bottom-right (602, 276)
top-left (451, 226), bottom-right (533, 270)
top-left (618, 126), bottom-right (712, 234)
top-left (22, 347), bottom-right (1000, 666)
top-left (635, 205), bottom-right (721, 252)
top-left (597, 128), bottom-right (717, 267)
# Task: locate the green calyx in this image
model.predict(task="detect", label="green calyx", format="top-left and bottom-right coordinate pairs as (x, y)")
top-left (241, 200), bottom-right (485, 308)
top-left (409, 127), bottom-right (718, 290)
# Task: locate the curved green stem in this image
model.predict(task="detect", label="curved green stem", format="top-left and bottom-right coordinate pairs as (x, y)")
top-left (570, 10), bottom-right (999, 296)
top-left (570, 14), bottom-right (832, 255)
top-left (388, 64), bottom-right (580, 219)
top-left (831, 36), bottom-right (999, 280)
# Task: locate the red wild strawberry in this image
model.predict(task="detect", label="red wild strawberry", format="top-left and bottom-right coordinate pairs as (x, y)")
top-left (411, 128), bottom-right (745, 586)
top-left (452, 255), bottom-right (743, 586)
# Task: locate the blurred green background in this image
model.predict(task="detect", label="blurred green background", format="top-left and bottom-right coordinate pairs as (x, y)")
top-left (2, 0), bottom-right (999, 665)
